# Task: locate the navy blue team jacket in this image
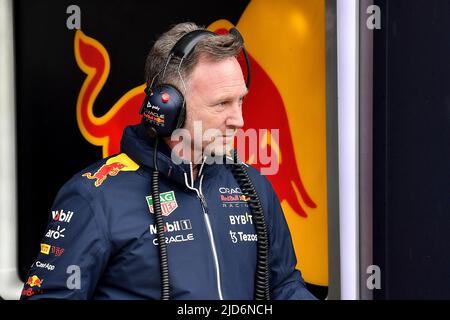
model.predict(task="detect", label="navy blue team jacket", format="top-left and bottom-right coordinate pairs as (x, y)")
top-left (20, 124), bottom-right (315, 300)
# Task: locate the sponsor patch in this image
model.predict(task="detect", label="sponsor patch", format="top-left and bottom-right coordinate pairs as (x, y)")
top-left (146, 191), bottom-right (178, 216)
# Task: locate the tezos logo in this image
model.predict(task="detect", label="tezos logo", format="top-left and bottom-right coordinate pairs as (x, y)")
top-left (229, 230), bottom-right (258, 244)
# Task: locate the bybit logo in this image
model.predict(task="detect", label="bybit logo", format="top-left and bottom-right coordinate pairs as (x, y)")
top-left (229, 213), bottom-right (253, 225)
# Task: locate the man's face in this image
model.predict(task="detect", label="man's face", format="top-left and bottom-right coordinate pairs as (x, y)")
top-left (182, 55), bottom-right (247, 159)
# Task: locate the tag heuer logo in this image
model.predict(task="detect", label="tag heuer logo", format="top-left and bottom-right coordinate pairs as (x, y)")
top-left (146, 191), bottom-right (178, 216)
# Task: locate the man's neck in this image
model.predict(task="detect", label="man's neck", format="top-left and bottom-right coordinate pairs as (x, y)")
top-left (191, 164), bottom-right (200, 181)
top-left (163, 137), bottom-right (201, 180)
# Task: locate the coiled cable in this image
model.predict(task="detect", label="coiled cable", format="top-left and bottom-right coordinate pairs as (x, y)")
top-left (230, 149), bottom-right (270, 300)
top-left (151, 142), bottom-right (269, 300)
top-left (151, 138), bottom-right (171, 300)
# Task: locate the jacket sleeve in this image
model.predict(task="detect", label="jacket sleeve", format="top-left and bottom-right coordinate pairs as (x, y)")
top-left (266, 181), bottom-right (317, 300)
top-left (20, 182), bottom-right (111, 300)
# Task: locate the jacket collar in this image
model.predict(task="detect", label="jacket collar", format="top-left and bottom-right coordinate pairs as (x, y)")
top-left (120, 123), bottom-right (222, 186)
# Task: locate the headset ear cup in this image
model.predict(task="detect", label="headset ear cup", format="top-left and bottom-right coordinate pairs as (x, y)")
top-left (141, 84), bottom-right (184, 137)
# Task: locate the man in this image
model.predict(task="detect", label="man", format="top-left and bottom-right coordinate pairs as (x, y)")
top-left (20, 22), bottom-right (316, 300)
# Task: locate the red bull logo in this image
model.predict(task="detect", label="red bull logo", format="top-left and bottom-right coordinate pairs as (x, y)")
top-left (82, 153), bottom-right (139, 187)
top-left (83, 162), bottom-right (125, 187)
top-left (220, 194), bottom-right (250, 202)
top-left (26, 275), bottom-right (44, 288)
top-left (74, 31), bottom-right (145, 157)
top-left (74, 26), bottom-right (315, 216)
top-left (73, 0), bottom-right (328, 287)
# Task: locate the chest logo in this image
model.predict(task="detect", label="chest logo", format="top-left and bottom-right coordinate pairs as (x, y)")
top-left (146, 191), bottom-right (178, 216)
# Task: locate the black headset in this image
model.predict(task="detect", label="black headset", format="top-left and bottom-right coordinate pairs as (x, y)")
top-left (139, 27), bottom-right (251, 137)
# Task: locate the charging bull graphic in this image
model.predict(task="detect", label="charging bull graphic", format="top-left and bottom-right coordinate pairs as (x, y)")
top-left (26, 275), bottom-right (44, 288)
top-left (74, 27), bottom-right (314, 217)
top-left (74, 0), bottom-right (328, 288)
top-left (82, 153), bottom-right (140, 187)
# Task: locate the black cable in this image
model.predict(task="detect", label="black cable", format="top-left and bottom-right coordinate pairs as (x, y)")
top-left (242, 47), bottom-right (251, 89)
top-left (229, 27), bottom-right (251, 89)
top-left (151, 138), bottom-right (171, 300)
top-left (230, 149), bottom-right (270, 300)
top-left (151, 140), bottom-right (268, 300)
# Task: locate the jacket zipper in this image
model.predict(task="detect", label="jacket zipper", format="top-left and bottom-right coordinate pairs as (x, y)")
top-left (198, 188), bottom-right (224, 300)
top-left (184, 165), bottom-right (224, 300)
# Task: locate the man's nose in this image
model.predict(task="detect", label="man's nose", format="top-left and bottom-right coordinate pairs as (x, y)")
top-left (225, 103), bottom-right (244, 129)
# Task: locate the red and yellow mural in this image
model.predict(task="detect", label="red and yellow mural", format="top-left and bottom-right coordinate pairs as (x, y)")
top-left (74, 0), bottom-right (327, 287)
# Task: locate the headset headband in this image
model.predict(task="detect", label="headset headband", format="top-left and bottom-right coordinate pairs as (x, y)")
top-left (170, 30), bottom-right (215, 59)
top-left (168, 27), bottom-right (251, 88)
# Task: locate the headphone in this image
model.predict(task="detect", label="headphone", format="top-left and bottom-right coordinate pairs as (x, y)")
top-left (139, 27), bottom-right (251, 137)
